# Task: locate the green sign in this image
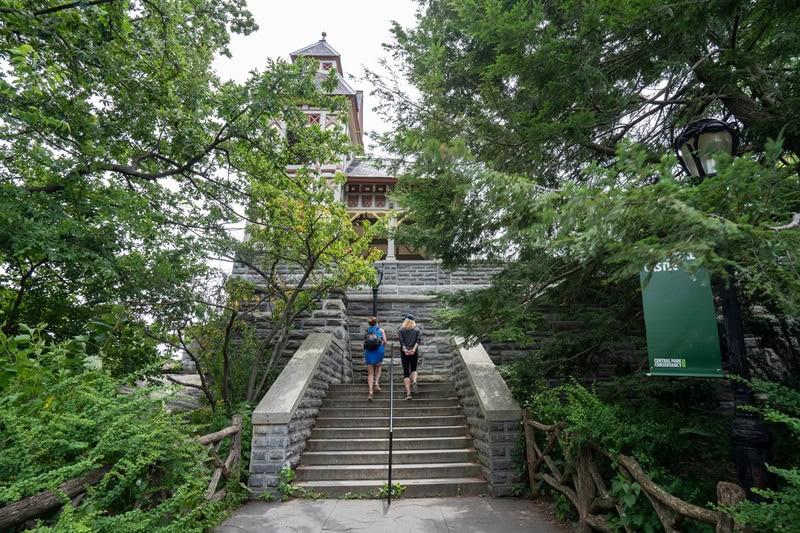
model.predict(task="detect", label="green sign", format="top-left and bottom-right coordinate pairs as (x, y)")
top-left (639, 259), bottom-right (723, 378)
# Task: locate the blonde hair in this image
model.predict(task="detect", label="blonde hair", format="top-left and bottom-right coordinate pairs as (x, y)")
top-left (368, 316), bottom-right (378, 326)
top-left (402, 318), bottom-right (416, 330)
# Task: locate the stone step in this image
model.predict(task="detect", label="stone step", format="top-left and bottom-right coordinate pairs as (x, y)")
top-left (305, 435), bottom-right (474, 451)
top-left (314, 415), bottom-right (467, 428)
top-left (332, 378), bottom-right (451, 387)
top-left (300, 448), bottom-right (479, 465)
top-left (310, 425), bottom-right (470, 440)
top-left (325, 393), bottom-right (456, 403)
top-left (318, 406), bottom-right (464, 418)
top-left (326, 382), bottom-right (454, 395)
top-left (292, 477), bottom-right (487, 498)
top-left (291, 324), bottom-right (488, 499)
top-left (322, 398), bottom-right (460, 408)
top-left (295, 462), bottom-right (483, 481)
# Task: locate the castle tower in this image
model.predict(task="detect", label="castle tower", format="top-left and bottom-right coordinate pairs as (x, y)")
top-left (289, 34), bottom-right (424, 261)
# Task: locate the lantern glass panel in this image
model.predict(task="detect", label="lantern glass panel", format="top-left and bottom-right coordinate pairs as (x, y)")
top-left (696, 130), bottom-right (733, 176)
top-left (678, 142), bottom-right (700, 176)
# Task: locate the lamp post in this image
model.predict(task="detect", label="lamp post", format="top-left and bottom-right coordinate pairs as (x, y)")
top-left (675, 119), bottom-right (772, 500)
top-left (372, 265), bottom-right (384, 317)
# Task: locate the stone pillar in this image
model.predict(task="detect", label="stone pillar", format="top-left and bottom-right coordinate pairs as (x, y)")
top-left (386, 215), bottom-right (396, 261)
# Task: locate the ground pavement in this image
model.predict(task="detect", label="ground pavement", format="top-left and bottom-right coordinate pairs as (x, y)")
top-left (214, 496), bottom-right (568, 533)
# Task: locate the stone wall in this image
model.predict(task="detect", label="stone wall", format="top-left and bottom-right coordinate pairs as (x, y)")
top-left (345, 260), bottom-right (505, 376)
top-left (449, 338), bottom-right (522, 497)
top-left (236, 296), bottom-right (351, 375)
top-left (367, 260), bottom-right (504, 295)
top-left (248, 332), bottom-right (351, 496)
top-left (347, 294), bottom-right (454, 376)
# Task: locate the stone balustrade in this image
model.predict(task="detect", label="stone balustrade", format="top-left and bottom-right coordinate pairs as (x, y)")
top-left (449, 337), bottom-right (523, 497)
top-left (248, 332), bottom-right (351, 496)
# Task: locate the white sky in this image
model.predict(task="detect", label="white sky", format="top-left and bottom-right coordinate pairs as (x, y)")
top-left (213, 0), bottom-right (420, 155)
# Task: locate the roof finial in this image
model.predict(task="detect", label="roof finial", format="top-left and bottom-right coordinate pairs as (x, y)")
top-left (321, 32), bottom-right (327, 41)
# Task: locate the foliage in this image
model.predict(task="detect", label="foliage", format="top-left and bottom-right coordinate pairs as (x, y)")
top-left (721, 379), bottom-right (800, 531)
top-left (227, 163), bottom-right (381, 403)
top-left (551, 490), bottom-right (577, 523)
top-left (371, 0), bottom-right (800, 378)
top-left (276, 467), bottom-right (326, 501)
top-left (377, 482), bottom-right (407, 499)
top-left (607, 475), bottom-right (662, 533)
top-left (376, 0), bottom-right (800, 179)
top-left (340, 482), bottom-right (407, 500)
top-left (181, 162), bottom-right (382, 407)
top-left (2, 1), bottom-right (373, 395)
top-left (0, 325), bottom-right (232, 531)
top-left (529, 380), bottom-right (731, 525)
top-left (0, 0), bottom-right (259, 344)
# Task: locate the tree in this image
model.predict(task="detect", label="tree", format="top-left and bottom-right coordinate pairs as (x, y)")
top-left (0, 0), bottom-right (255, 342)
top-left (179, 159), bottom-right (381, 408)
top-left (371, 0), bottom-right (800, 376)
top-left (0, 1), bottom-right (367, 380)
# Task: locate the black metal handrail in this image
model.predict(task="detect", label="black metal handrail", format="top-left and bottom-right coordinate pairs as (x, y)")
top-left (387, 343), bottom-right (395, 505)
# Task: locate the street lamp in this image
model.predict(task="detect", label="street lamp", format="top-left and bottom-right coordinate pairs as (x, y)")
top-left (674, 119), bottom-right (771, 500)
top-left (372, 265), bottom-right (384, 317)
top-left (675, 118), bottom-right (739, 178)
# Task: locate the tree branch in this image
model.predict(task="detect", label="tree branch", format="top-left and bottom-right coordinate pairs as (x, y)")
top-left (766, 213), bottom-right (800, 231)
top-left (0, 0), bottom-right (116, 17)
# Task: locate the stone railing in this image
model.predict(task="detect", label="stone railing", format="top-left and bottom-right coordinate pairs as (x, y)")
top-left (248, 332), bottom-right (351, 496)
top-left (449, 337), bottom-right (522, 496)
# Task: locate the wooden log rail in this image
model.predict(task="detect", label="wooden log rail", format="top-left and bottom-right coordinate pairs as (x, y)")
top-left (200, 414), bottom-right (243, 501)
top-left (523, 411), bottom-right (745, 533)
top-left (0, 414), bottom-right (243, 530)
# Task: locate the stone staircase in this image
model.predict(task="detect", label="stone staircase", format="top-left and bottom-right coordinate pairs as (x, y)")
top-left (293, 377), bottom-right (487, 498)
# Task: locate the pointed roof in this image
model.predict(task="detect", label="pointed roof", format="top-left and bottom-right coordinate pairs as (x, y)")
top-left (290, 32), bottom-right (341, 61)
top-left (314, 72), bottom-right (357, 96)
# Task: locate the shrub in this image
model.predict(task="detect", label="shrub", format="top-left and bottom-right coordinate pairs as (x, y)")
top-left (721, 379), bottom-right (800, 531)
top-left (0, 325), bottom-right (233, 531)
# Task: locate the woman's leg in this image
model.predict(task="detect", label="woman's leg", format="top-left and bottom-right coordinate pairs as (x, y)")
top-left (374, 362), bottom-right (382, 388)
top-left (410, 352), bottom-right (419, 392)
top-left (367, 364), bottom-right (374, 398)
top-left (401, 354), bottom-right (412, 397)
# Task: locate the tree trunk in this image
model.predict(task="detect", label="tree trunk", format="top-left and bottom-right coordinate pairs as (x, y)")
top-left (0, 465), bottom-right (110, 530)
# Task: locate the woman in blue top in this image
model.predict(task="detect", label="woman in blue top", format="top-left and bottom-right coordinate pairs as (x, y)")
top-left (364, 316), bottom-right (387, 401)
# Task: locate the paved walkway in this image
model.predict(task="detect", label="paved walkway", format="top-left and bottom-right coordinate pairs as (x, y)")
top-left (215, 496), bottom-right (566, 532)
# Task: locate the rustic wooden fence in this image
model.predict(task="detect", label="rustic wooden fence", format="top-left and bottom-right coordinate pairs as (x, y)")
top-left (0, 414), bottom-right (243, 530)
top-left (523, 411), bottom-right (745, 533)
top-left (199, 414), bottom-right (243, 501)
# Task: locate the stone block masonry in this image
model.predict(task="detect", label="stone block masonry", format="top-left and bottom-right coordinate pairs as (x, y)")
top-left (347, 260), bottom-right (505, 378)
top-left (449, 337), bottom-right (523, 497)
top-left (248, 333), bottom-right (351, 496)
